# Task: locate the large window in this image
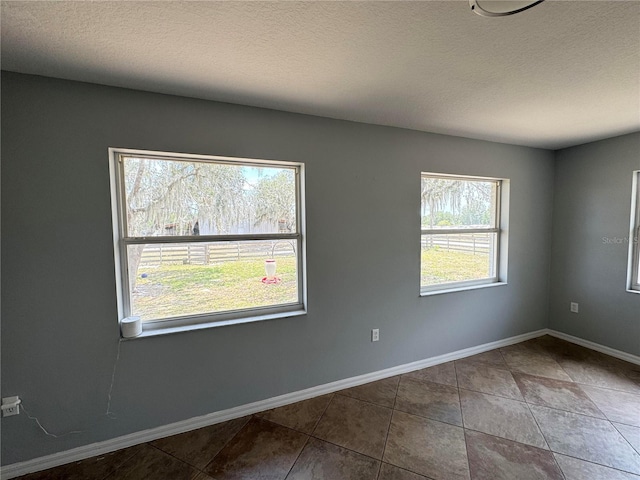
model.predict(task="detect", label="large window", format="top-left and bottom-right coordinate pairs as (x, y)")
top-left (110, 148), bottom-right (305, 334)
top-left (629, 171), bottom-right (640, 292)
top-left (420, 173), bottom-right (506, 293)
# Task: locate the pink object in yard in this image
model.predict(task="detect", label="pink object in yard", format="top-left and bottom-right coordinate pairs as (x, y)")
top-left (261, 276), bottom-right (281, 284)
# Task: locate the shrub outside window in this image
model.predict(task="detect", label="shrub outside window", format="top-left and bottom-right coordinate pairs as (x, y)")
top-left (629, 171), bottom-right (640, 292)
top-left (421, 173), bottom-right (506, 293)
top-left (110, 148), bottom-right (305, 334)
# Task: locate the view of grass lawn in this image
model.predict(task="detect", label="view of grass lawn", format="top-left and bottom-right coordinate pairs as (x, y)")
top-left (132, 256), bottom-right (298, 321)
top-left (132, 248), bottom-right (485, 320)
top-left (421, 247), bottom-right (490, 286)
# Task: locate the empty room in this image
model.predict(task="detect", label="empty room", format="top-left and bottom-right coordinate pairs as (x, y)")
top-left (1, 1), bottom-right (639, 479)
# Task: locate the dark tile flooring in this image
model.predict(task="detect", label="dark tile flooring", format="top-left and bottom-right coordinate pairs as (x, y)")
top-left (17, 336), bottom-right (640, 479)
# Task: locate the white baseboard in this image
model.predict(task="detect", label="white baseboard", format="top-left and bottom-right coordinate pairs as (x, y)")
top-left (547, 329), bottom-right (640, 366)
top-left (5, 327), bottom-right (620, 479)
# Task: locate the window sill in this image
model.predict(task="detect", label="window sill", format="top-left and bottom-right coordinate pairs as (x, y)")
top-left (626, 288), bottom-right (640, 295)
top-left (122, 308), bottom-right (307, 340)
top-left (420, 281), bottom-right (507, 297)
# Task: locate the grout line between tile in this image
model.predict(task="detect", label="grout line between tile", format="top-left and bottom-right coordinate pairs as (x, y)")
top-left (378, 375), bottom-right (401, 470)
top-left (528, 403), bottom-right (640, 474)
top-left (524, 400), bottom-right (551, 452)
top-left (101, 446), bottom-right (146, 480)
top-left (525, 400), bottom-right (640, 426)
top-left (335, 391), bottom-right (396, 410)
top-left (551, 450), bottom-right (640, 477)
top-left (377, 459), bottom-right (437, 480)
top-left (309, 393), bottom-right (336, 436)
top-left (374, 459), bottom-right (383, 480)
top-left (237, 392), bottom-right (334, 438)
top-left (454, 355), bottom-right (475, 479)
top-left (101, 445), bottom-right (144, 480)
top-left (302, 392), bottom-right (335, 435)
top-left (573, 379), bottom-right (640, 396)
top-left (456, 361), bottom-right (537, 405)
top-left (453, 364), bottom-right (466, 425)
top-left (548, 450), bottom-right (568, 480)
top-left (554, 360), bottom-right (574, 383)
top-left (391, 404), bottom-right (464, 429)
top-left (463, 424), bottom-right (559, 454)
top-left (523, 403), bottom-right (640, 476)
top-left (611, 422), bottom-right (640, 456)
top-left (522, 399), bottom-right (607, 423)
top-left (200, 415), bottom-right (252, 474)
top-left (145, 442), bottom-right (201, 470)
top-left (260, 416), bottom-right (314, 438)
top-left (304, 435), bottom-right (385, 464)
top-left (302, 394), bottom-right (396, 463)
top-left (461, 427), bottom-right (473, 479)
top-left (282, 434), bottom-right (310, 480)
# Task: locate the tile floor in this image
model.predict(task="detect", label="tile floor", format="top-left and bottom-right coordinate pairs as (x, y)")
top-left (16, 336), bottom-right (640, 480)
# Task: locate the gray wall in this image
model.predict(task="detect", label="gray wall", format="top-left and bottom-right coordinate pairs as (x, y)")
top-left (549, 133), bottom-right (640, 355)
top-left (1, 72), bottom-right (555, 465)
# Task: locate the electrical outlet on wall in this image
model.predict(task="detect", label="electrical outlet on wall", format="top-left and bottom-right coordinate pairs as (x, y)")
top-left (371, 329), bottom-right (380, 342)
top-left (1, 396), bottom-right (21, 417)
top-left (570, 302), bottom-right (579, 313)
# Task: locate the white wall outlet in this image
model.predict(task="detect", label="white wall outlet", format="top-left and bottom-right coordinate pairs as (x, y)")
top-left (570, 302), bottom-right (579, 313)
top-left (2, 396), bottom-right (21, 417)
top-left (371, 328), bottom-right (380, 342)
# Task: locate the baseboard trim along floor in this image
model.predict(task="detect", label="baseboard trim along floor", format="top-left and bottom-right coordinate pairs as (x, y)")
top-left (3, 328), bottom-right (638, 479)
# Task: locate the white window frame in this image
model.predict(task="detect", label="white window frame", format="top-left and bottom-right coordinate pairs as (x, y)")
top-left (109, 148), bottom-right (307, 336)
top-left (420, 172), bottom-right (509, 295)
top-left (627, 170), bottom-right (640, 293)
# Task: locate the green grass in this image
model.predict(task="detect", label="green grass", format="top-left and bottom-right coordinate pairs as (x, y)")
top-left (421, 248), bottom-right (490, 285)
top-left (132, 257), bottom-right (297, 321)
top-left (133, 249), bottom-right (487, 320)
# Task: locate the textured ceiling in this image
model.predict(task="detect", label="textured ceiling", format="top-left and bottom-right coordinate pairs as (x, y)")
top-left (2, 1), bottom-right (639, 149)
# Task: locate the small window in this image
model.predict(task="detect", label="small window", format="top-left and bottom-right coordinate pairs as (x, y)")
top-left (420, 173), bottom-right (507, 294)
top-left (110, 148), bottom-right (306, 333)
top-left (628, 171), bottom-right (640, 292)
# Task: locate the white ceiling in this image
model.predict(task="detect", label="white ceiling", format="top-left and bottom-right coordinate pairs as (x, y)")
top-left (2, 0), bottom-right (639, 150)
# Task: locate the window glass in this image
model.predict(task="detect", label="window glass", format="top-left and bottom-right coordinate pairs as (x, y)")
top-left (127, 240), bottom-right (298, 321)
top-left (421, 173), bottom-right (503, 293)
top-left (122, 156), bottom-right (297, 237)
top-left (421, 177), bottom-right (497, 230)
top-left (111, 149), bottom-right (305, 331)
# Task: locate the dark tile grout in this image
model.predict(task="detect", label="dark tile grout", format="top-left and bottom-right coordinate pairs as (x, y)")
top-left (198, 415), bottom-right (251, 476)
top-left (178, 344), bottom-right (640, 479)
top-left (147, 407), bottom-right (638, 480)
top-left (522, 393), bottom-right (563, 477)
top-left (100, 445), bottom-right (145, 480)
top-left (611, 422), bottom-right (640, 456)
top-left (310, 392), bottom-right (335, 433)
top-left (550, 450), bottom-right (640, 477)
top-left (17, 338), bottom-right (640, 480)
top-left (282, 434), bottom-right (310, 480)
top-left (259, 393), bottom-right (385, 479)
top-left (497, 342), bottom-right (640, 478)
top-left (334, 391), bottom-right (395, 410)
top-left (453, 358), bottom-right (475, 480)
top-left (145, 442), bottom-right (204, 474)
top-left (376, 374), bottom-right (402, 479)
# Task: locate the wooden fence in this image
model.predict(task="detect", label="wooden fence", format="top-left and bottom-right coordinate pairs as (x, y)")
top-left (422, 233), bottom-right (492, 255)
top-left (139, 241), bottom-right (296, 266)
top-left (138, 234), bottom-right (490, 267)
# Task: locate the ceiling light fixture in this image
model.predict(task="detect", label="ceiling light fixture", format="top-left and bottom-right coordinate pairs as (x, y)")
top-left (469, 0), bottom-right (545, 17)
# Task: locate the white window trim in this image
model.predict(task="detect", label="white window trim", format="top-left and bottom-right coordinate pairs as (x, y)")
top-left (420, 172), bottom-right (509, 296)
top-left (109, 148), bottom-right (307, 337)
top-left (627, 170), bottom-right (640, 294)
